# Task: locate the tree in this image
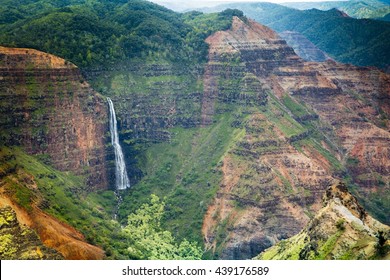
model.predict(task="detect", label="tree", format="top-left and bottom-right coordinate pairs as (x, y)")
top-left (121, 194), bottom-right (202, 260)
top-left (375, 230), bottom-right (388, 257)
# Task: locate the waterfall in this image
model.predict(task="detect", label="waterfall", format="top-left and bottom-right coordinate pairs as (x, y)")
top-left (107, 97), bottom-right (130, 190)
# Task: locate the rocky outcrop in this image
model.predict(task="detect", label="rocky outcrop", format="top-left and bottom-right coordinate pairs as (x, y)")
top-left (0, 47), bottom-right (108, 190)
top-left (256, 182), bottom-right (390, 260)
top-left (201, 17), bottom-right (390, 259)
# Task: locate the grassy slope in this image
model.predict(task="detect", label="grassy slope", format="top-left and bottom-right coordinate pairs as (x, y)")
top-left (118, 113), bottom-right (243, 244)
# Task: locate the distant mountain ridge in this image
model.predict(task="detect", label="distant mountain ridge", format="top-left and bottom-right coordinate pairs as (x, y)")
top-left (199, 2), bottom-right (390, 71)
top-left (282, 0), bottom-right (390, 19)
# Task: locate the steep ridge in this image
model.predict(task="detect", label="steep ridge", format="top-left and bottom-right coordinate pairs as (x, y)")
top-left (256, 182), bottom-right (390, 260)
top-left (0, 46), bottom-right (109, 190)
top-left (202, 17), bottom-right (334, 259)
top-left (201, 17), bottom-right (389, 259)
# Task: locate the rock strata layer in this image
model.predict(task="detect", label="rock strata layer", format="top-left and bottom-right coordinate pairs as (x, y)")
top-left (202, 17), bottom-right (390, 259)
top-left (0, 47), bottom-right (108, 190)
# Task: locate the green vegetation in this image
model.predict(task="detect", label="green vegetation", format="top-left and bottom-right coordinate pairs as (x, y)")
top-left (0, 146), bottom-right (205, 259)
top-left (256, 234), bottom-right (306, 260)
top-left (258, 221), bottom-right (350, 260)
top-left (0, 0), bottom-right (245, 67)
top-left (121, 194), bottom-right (202, 260)
top-left (0, 0), bottom-right (187, 66)
top-left (264, 94), bottom-right (306, 138)
top-left (282, 94), bottom-right (311, 118)
top-left (314, 230), bottom-right (344, 260)
top-left (203, 2), bottom-right (390, 70)
top-left (0, 234), bottom-right (17, 259)
top-left (182, 9), bottom-right (246, 61)
top-left (119, 112), bottom-right (243, 244)
top-left (0, 147), bottom-right (122, 258)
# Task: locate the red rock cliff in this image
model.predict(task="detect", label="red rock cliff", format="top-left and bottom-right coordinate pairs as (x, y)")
top-left (0, 47), bottom-right (108, 190)
top-left (202, 17), bottom-right (390, 259)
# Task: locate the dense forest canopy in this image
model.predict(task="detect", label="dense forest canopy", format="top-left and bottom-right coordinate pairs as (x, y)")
top-left (0, 0), bottom-right (245, 67)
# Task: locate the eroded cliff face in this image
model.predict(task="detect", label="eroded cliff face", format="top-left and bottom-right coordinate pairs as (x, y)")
top-left (201, 17), bottom-right (390, 259)
top-left (0, 47), bottom-right (108, 190)
top-left (0, 47), bottom-right (110, 259)
top-left (294, 61), bottom-right (390, 222)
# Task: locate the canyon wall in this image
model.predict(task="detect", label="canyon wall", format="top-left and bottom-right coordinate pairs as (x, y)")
top-left (0, 47), bottom-right (109, 190)
top-left (201, 17), bottom-right (390, 259)
top-left (1, 15), bottom-right (388, 260)
top-left (90, 64), bottom-right (203, 143)
top-left (0, 47), bottom-right (111, 259)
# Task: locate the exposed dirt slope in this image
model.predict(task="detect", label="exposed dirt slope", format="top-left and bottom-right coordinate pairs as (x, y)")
top-left (0, 169), bottom-right (104, 260)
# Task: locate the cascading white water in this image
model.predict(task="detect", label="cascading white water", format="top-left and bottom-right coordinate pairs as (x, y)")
top-left (107, 97), bottom-right (130, 190)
